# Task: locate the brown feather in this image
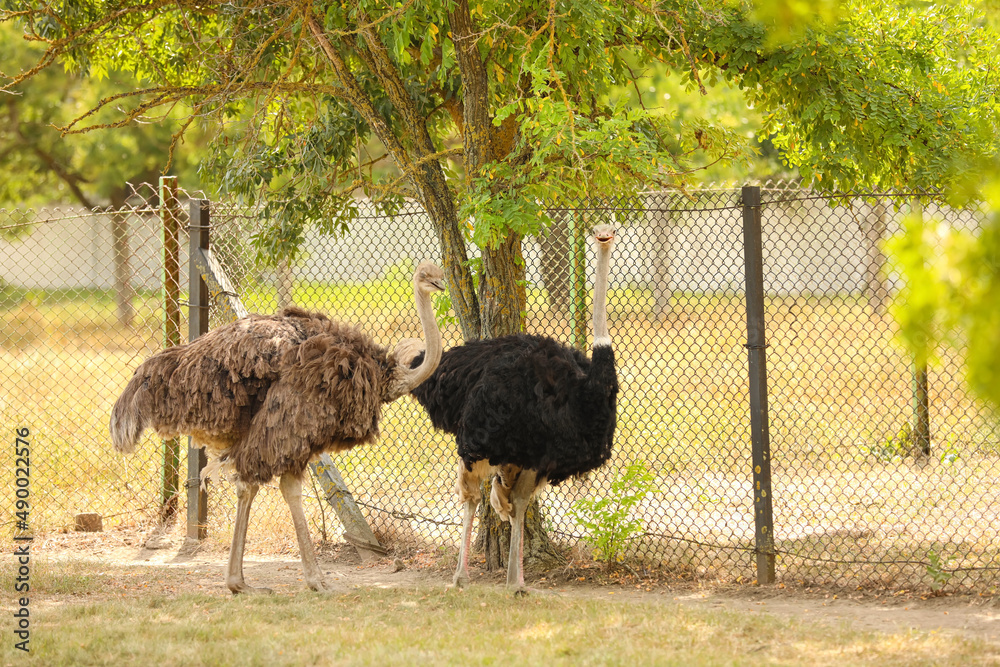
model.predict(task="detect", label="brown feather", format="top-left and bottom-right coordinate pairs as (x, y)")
top-left (109, 307), bottom-right (404, 484)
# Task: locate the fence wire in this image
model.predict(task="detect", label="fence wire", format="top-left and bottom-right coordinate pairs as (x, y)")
top-left (1, 182), bottom-right (997, 593)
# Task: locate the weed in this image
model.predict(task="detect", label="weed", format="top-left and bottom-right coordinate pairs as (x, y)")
top-left (864, 423), bottom-right (914, 462)
top-left (927, 550), bottom-right (954, 591)
top-left (569, 461), bottom-right (657, 568)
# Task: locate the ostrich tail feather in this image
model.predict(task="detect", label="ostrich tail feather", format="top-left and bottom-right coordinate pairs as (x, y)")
top-left (109, 377), bottom-right (149, 453)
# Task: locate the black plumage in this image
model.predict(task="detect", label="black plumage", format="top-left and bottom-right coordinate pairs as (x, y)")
top-left (411, 334), bottom-right (617, 485)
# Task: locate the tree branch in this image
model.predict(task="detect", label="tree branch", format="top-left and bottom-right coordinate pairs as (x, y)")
top-left (28, 145), bottom-right (96, 209)
top-left (307, 14), bottom-right (481, 340)
top-left (449, 0), bottom-right (493, 179)
top-left (306, 17), bottom-right (415, 176)
top-left (57, 81), bottom-right (342, 135)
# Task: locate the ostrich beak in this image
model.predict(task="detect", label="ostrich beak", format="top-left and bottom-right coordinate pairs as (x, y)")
top-left (429, 279), bottom-right (445, 292)
top-left (593, 224), bottom-right (616, 244)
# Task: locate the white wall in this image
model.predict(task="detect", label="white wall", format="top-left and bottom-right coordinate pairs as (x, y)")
top-left (0, 196), bottom-right (982, 297)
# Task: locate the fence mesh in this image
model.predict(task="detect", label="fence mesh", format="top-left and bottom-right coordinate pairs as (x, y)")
top-left (1, 182), bottom-right (997, 592)
top-left (1, 183), bottom-right (167, 533)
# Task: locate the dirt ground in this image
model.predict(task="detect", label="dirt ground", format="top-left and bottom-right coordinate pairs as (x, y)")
top-left (29, 526), bottom-right (1000, 649)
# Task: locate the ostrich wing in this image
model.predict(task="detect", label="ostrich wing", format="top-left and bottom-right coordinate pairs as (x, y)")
top-left (230, 333), bottom-right (388, 484)
top-left (127, 315), bottom-right (300, 444)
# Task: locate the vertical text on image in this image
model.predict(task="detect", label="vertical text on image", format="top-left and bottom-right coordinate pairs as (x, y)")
top-left (13, 427), bottom-right (32, 653)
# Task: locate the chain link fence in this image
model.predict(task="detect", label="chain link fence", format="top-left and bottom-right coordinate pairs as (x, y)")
top-left (1, 183), bottom-right (168, 534)
top-left (1, 182), bottom-right (997, 592)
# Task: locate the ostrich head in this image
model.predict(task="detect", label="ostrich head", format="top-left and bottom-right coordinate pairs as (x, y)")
top-left (414, 261), bottom-right (446, 296)
top-left (592, 223), bottom-right (616, 249)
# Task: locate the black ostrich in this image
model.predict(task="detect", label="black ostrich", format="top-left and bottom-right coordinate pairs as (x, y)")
top-left (411, 225), bottom-right (618, 593)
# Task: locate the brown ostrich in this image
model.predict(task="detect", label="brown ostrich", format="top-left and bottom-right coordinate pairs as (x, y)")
top-left (110, 262), bottom-right (445, 594)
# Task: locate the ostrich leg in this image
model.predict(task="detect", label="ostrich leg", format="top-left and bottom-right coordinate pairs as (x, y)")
top-left (227, 481), bottom-right (271, 594)
top-left (506, 469), bottom-right (540, 595)
top-left (453, 495), bottom-right (480, 588)
top-left (452, 461), bottom-right (489, 588)
top-left (280, 472), bottom-right (330, 592)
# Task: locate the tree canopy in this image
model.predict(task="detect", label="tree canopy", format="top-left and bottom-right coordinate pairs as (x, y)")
top-left (5, 0), bottom-right (1000, 570)
top-left (0, 23), bottom-right (203, 210)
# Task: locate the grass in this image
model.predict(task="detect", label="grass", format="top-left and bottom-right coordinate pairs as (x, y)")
top-left (0, 558), bottom-right (100, 596)
top-left (0, 560), bottom-right (993, 667)
top-left (1, 277), bottom-right (998, 591)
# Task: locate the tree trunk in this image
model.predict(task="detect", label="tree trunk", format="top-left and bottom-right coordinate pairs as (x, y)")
top-left (539, 210), bottom-right (571, 316)
top-left (435, 209), bottom-right (481, 342)
top-left (479, 231), bottom-right (526, 339)
top-left (450, 0), bottom-right (563, 570)
top-left (109, 206), bottom-right (134, 328)
top-left (863, 201), bottom-right (889, 315)
top-left (420, 170), bottom-right (480, 341)
top-left (312, 11), bottom-right (560, 572)
top-left (475, 232), bottom-right (565, 571)
top-left (308, 17), bottom-right (481, 341)
top-left (475, 489), bottom-right (562, 571)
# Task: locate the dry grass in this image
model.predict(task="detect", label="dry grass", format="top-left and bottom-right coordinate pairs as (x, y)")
top-left (0, 557), bottom-right (995, 667)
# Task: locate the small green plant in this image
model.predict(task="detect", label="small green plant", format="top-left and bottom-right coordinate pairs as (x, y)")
top-left (926, 549), bottom-right (953, 592)
top-left (570, 461), bottom-right (657, 568)
top-left (864, 423), bottom-right (914, 462)
top-left (939, 435), bottom-right (961, 464)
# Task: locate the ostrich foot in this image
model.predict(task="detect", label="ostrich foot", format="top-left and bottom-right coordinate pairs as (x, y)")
top-left (448, 573), bottom-right (470, 590)
top-left (227, 581), bottom-right (273, 595)
top-left (306, 578), bottom-right (336, 593)
top-left (507, 585), bottom-right (555, 598)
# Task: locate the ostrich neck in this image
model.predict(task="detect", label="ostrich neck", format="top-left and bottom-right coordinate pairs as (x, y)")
top-left (400, 288), bottom-right (442, 391)
top-left (592, 244), bottom-right (611, 347)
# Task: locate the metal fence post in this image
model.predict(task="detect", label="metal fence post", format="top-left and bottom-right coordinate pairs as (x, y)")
top-left (910, 199), bottom-right (931, 456)
top-left (159, 176), bottom-right (181, 521)
top-left (186, 199), bottom-right (210, 540)
top-left (742, 185), bottom-right (776, 584)
top-left (913, 363), bottom-right (931, 455)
